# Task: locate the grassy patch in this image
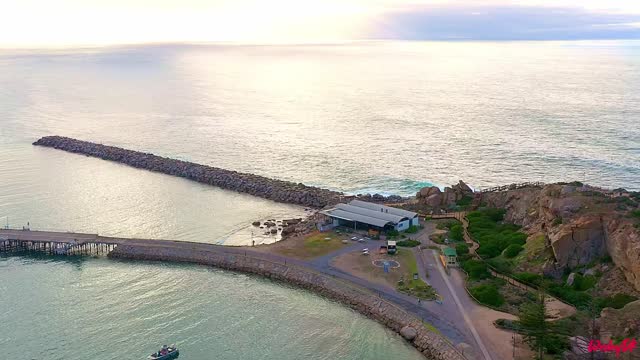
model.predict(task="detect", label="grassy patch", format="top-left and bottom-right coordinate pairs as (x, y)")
top-left (596, 294), bottom-right (638, 311)
top-left (395, 249), bottom-right (436, 300)
top-left (547, 283), bottom-right (593, 309)
top-left (503, 244), bottom-right (524, 258)
top-left (513, 234), bottom-right (548, 267)
top-left (277, 231), bottom-right (348, 259)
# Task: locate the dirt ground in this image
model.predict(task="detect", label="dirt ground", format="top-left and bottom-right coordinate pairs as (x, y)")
top-left (545, 296), bottom-right (576, 320)
top-left (332, 249), bottom-right (407, 289)
top-left (469, 306), bottom-right (535, 360)
top-left (254, 230), bottom-right (350, 259)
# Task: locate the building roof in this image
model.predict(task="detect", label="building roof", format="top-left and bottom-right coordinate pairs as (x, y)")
top-left (349, 200), bottom-right (418, 219)
top-left (322, 200), bottom-right (418, 229)
top-left (443, 247), bottom-right (457, 257)
top-left (334, 203), bottom-right (407, 223)
top-left (321, 209), bottom-right (393, 228)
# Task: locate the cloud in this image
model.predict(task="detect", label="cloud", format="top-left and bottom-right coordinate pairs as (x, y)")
top-left (370, 5), bottom-right (640, 40)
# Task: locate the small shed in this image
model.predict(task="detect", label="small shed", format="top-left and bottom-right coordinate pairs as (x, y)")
top-left (387, 240), bottom-right (397, 255)
top-left (443, 247), bottom-right (458, 267)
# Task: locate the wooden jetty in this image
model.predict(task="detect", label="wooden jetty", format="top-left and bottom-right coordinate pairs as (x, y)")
top-left (0, 229), bottom-right (120, 256)
top-left (0, 228), bottom-right (258, 258)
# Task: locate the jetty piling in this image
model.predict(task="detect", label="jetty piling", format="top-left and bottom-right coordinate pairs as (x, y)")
top-left (0, 237), bottom-right (117, 256)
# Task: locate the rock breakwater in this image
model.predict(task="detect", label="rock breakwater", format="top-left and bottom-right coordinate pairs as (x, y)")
top-left (33, 136), bottom-right (341, 208)
top-left (109, 243), bottom-right (465, 360)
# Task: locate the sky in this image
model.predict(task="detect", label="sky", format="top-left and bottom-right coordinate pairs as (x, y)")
top-left (1, 0), bottom-right (639, 47)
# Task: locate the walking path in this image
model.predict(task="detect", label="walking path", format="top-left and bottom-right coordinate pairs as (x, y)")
top-left (429, 212), bottom-right (575, 319)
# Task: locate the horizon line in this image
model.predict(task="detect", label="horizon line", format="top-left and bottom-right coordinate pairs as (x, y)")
top-left (2, 37), bottom-right (640, 52)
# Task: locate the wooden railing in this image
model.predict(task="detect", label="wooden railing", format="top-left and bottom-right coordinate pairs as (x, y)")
top-left (427, 212), bottom-right (575, 310)
top-left (479, 182), bottom-right (545, 193)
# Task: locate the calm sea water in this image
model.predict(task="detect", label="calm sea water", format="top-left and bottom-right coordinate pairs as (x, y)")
top-left (0, 41), bottom-right (639, 358)
top-left (1, 41), bottom-right (639, 243)
top-left (0, 256), bottom-right (425, 360)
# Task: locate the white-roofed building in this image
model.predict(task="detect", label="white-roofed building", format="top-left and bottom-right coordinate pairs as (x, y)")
top-left (319, 200), bottom-right (419, 232)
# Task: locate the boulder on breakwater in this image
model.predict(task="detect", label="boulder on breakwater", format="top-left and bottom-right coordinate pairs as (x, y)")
top-left (108, 243), bottom-right (465, 360)
top-left (33, 136), bottom-right (342, 208)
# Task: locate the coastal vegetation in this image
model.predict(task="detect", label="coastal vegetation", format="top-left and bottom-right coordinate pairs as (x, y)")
top-left (519, 293), bottom-right (568, 357)
top-left (467, 209), bottom-right (526, 260)
top-left (396, 239), bottom-right (421, 247)
top-left (469, 282), bottom-right (504, 307)
top-left (395, 249), bottom-right (436, 300)
top-left (434, 220), bottom-right (463, 242)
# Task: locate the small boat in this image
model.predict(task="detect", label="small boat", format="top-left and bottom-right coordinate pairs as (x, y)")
top-left (148, 344), bottom-right (179, 360)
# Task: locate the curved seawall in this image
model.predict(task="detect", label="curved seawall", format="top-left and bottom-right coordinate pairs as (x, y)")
top-left (33, 136), bottom-right (342, 208)
top-left (108, 243), bottom-right (465, 360)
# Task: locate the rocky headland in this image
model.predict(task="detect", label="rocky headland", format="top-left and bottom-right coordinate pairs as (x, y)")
top-left (412, 181), bottom-right (640, 294)
top-left (475, 183), bottom-right (640, 290)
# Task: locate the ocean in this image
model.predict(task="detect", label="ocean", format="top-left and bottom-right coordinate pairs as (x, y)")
top-left (0, 40), bottom-right (639, 359)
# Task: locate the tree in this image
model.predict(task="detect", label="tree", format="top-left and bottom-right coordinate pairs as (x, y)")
top-left (519, 291), bottom-right (567, 358)
top-left (519, 292), bottom-right (548, 359)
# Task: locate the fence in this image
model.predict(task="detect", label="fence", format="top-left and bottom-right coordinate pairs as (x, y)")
top-left (430, 211), bottom-right (575, 310)
top-left (479, 182), bottom-right (545, 193)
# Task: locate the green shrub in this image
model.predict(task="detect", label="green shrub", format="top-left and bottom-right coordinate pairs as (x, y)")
top-left (470, 284), bottom-right (504, 307)
top-left (430, 233), bottom-right (445, 244)
top-left (572, 274), bottom-right (597, 291)
top-left (503, 244), bottom-right (524, 258)
top-left (458, 253), bottom-right (473, 263)
top-left (463, 259), bottom-right (490, 280)
top-left (552, 217), bottom-right (563, 226)
top-left (436, 220), bottom-right (458, 230)
top-left (449, 224), bottom-right (464, 242)
top-left (396, 240), bottom-right (420, 247)
top-left (547, 284), bottom-right (592, 308)
top-left (386, 229), bottom-right (399, 237)
top-left (456, 195), bottom-right (473, 207)
top-left (514, 272), bottom-right (544, 287)
top-left (544, 335), bottom-right (570, 355)
top-left (456, 243), bottom-right (469, 255)
top-left (596, 294), bottom-right (638, 310)
top-left (487, 257), bottom-right (513, 274)
top-left (405, 225), bottom-right (419, 234)
top-left (467, 208), bottom-right (528, 259)
top-left (631, 210), bottom-right (640, 219)
top-left (477, 244), bottom-right (501, 258)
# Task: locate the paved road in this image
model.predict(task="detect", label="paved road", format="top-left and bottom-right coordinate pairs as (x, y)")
top-left (307, 238), bottom-right (470, 344)
top-left (412, 221), bottom-right (496, 360)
